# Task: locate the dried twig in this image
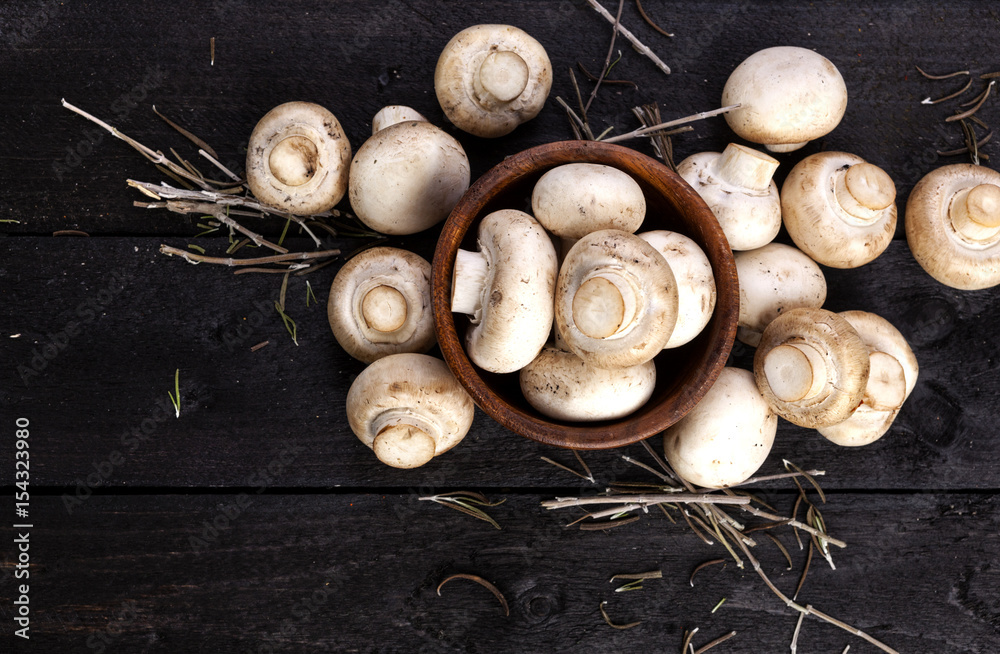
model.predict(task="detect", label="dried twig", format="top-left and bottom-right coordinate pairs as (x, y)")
top-left (419, 492), bottom-right (505, 530)
top-left (915, 65), bottom-right (969, 80)
top-left (584, 0), bottom-right (626, 116)
top-left (600, 601), bottom-right (641, 629)
top-left (585, 0), bottom-right (671, 75)
top-left (635, 0), bottom-right (673, 37)
top-left (689, 559), bottom-right (725, 587)
top-left (601, 105), bottom-right (739, 143)
top-left (543, 494), bottom-right (750, 510)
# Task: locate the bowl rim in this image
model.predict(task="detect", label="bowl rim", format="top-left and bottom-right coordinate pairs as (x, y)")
top-left (431, 140), bottom-right (738, 450)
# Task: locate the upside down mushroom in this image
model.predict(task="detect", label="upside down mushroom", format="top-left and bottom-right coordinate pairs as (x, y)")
top-left (555, 229), bottom-right (678, 370)
top-left (435, 24), bottom-right (553, 138)
top-left (347, 353), bottom-right (475, 469)
top-left (905, 163), bottom-right (1000, 290)
top-left (818, 311), bottom-right (919, 447)
top-left (327, 247), bottom-right (435, 363)
top-left (753, 307), bottom-right (870, 429)
top-left (782, 152), bottom-right (897, 268)
top-left (246, 101), bottom-right (352, 215)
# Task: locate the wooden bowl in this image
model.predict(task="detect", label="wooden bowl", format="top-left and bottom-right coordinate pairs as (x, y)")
top-left (431, 140), bottom-right (738, 450)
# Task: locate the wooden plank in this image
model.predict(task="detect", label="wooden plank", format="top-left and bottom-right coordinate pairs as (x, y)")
top-left (1, 491), bottom-right (997, 652)
top-left (3, 237), bottom-right (999, 490)
top-left (1, 0), bottom-right (997, 235)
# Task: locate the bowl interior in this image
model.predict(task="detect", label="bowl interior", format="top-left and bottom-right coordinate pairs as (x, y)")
top-left (432, 140), bottom-right (738, 449)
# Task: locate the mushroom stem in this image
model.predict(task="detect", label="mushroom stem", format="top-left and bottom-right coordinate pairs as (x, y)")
top-left (950, 183), bottom-right (1000, 241)
top-left (834, 163), bottom-right (896, 223)
top-left (762, 342), bottom-right (828, 402)
top-left (765, 141), bottom-right (808, 153)
top-left (361, 285), bottom-right (408, 333)
top-left (715, 143), bottom-right (779, 193)
top-left (571, 269), bottom-right (639, 339)
top-left (451, 248), bottom-right (489, 316)
top-left (370, 410), bottom-right (440, 469)
top-left (864, 351), bottom-right (907, 412)
top-left (474, 50), bottom-right (529, 107)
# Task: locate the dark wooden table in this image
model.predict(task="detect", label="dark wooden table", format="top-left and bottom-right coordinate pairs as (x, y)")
top-left (2, 1), bottom-right (999, 652)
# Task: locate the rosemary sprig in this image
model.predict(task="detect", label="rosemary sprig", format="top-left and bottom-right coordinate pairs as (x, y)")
top-left (418, 492), bottom-right (505, 530)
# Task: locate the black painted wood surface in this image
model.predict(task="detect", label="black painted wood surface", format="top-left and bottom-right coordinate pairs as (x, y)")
top-left (2, 1), bottom-right (999, 652)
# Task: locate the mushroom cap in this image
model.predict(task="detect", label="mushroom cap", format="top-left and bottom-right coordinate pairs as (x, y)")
top-left (462, 209), bottom-right (558, 374)
top-left (722, 46), bottom-right (848, 152)
top-left (531, 163), bottom-right (646, 239)
top-left (663, 367), bottom-right (777, 488)
top-left (753, 307), bottom-right (870, 428)
top-left (556, 229), bottom-right (678, 369)
top-left (734, 243), bottom-right (827, 345)
top-left (246, 101), bottom-right (352, 215)
top-left (346, 353), bottom-right (475, 468)
top-left (638, 230), bottom-right (717, 348)
top-left (817, 310), bottom-right (918, 447)
top-left (905, 164), bottom-right (1000, 290)
top-left (434, 24), bottom-right (552, 138)
top-left (519, 346), bottom-right (656, 422)
top-left (782, 152), bottom-right (897, 269)
top-left (676, 145), bottom-right (781, 251)
top-left (328, 247), bottom-right (435, 363)
top-left (349, 120), bottom-right (471, 235)
top-left (371, 105), bottom-right (428, 134)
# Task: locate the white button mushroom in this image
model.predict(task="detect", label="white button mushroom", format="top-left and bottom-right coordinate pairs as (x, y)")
top-left (435, 24), bottom-right (552, 138)
top-left (781, 152), bottom-right (897, 269)
top-left (519, 345), bottom-right (656, 422)
top-left (246, 101), bottom-right (352, 215)
top-left (555, 229), bottom-right (678, 369)
top-left (676, 143), bottom-right (781, 251)
top-left (905, 163), bottom-right (1000, 290)
top-left (451, 209), bottom-right (558, 374)
top-left (346, 353), bottom-right (475, 469)
top-left (721, 46), bottom-right (848, 153)
top-left (753, 307), bottom-right (870, 429)
top-left (327, 247), bottom-right (435, 363)
top-left (734, 243), bottom-right (828, 347)
top-left (349, 119), bottom-right (471, 235)
top-left (663, 367), bottom-right (777, 488)
top-left (370, 105), bottom-right (428, 135)
top-left (638, 230), bottom-right (717, 348)
top-left (531, 163), bottom-right (646, 239)
top-left (817, 311), bottom-right (919, 447)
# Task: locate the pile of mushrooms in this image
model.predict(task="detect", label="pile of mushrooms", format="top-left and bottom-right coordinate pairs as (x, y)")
top-left (449, 162), bottom-right (719, 424)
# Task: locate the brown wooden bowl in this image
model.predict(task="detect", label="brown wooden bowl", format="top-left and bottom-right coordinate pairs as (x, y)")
top-left (431, 140), bottom-right (738, 450)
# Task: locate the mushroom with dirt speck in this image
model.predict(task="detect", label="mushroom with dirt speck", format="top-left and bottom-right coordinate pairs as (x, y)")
top-left (722, 46), bottom-right (847, 153)
top-left (246, 101), bottom-right (352, 215)
top-left (905, 163), bottom-right (1000, 290)
top-left (677, 143), bottom-right (781, 251)
top-left (435, 24), bottom-right (552, 138)
top-left (753, 307), bottom-right (870, 429)
top-left (782, 152), bottom-right (897, 269)
top-left (347, 353), bottom-right (474, 469)
top-left (664, 367), bottom-right (777, 488)
top-left (451, 209), bottom-right (558, 373)
top-left (328, 247), bottom-right (435, 363)
top-left (818, 310), bottom-right (919, 446)
top-left (519, 345), bottom-right (656, 421)
top-left (349, 118), bottom-right (470, 235)
top-left (555, 229), bottom-right (678, 369)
